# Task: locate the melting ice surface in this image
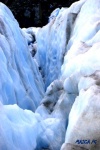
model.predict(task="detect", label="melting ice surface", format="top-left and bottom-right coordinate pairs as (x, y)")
top-left (1, 0), bottom-right (100, 149)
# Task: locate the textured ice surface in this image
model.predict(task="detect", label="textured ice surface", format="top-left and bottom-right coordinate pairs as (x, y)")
top-left (0, 2), bottom-right (44, 111)
top-left (1, 0), bottom-right (100, 150)
top-left (0, 103), bottom-right (42, 150)
top-left (35, 0), bottom-right (86, 89)
top-left (61, 0), bottom-right (100, 149)
top-left (0, 2), bottom-right (70, 150)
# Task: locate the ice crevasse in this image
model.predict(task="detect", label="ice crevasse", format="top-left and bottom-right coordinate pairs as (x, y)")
top-left (0, 0), bottom-right (100, 150)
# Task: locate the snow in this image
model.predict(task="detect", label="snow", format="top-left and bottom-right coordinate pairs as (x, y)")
top-left (0, 0), bottom-right (100, 150)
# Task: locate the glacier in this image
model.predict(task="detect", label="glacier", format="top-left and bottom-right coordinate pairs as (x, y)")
top-left (0, 0), bottom-right (100, 150)
top-left (0, 3), bottom-right (44, 111)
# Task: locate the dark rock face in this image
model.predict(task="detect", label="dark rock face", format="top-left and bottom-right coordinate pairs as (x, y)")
top-left (4, 0), bottom-right (78, 27)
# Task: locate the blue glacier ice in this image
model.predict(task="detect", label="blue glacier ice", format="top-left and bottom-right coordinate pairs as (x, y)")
top-left (0, 0), bottom-right (100, 150)
top-left (0, 2), bottom-right (44, 111)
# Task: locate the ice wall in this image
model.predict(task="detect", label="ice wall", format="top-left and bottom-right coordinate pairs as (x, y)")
top-left (61, 0), bottom-right (100, 149)
top-left (35, 0), bottom-right (86, 88)
top-left (35, 0), bottom-right (100, 149)
top-left (0, 2), bottom-right (70, 150)
top-left (0, 2), bottom-right (44, 112)
top-left (1, 0), bottom-right (100, 150)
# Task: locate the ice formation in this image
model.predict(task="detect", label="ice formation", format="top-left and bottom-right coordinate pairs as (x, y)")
top-left (0, 3), bottom-right (44, 112)
top-left (0, 0), bottom-right (100, 149)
